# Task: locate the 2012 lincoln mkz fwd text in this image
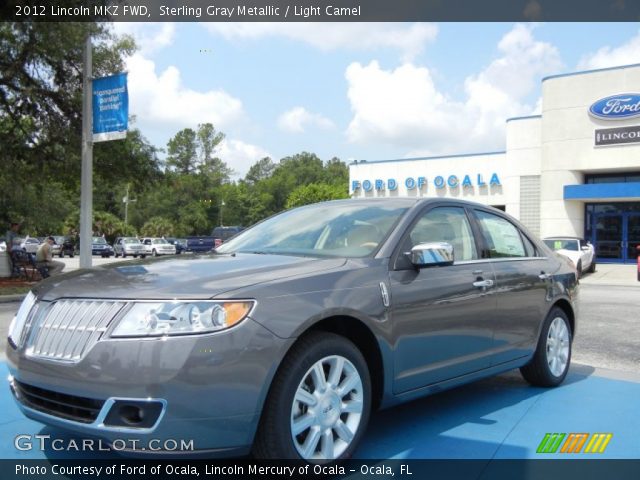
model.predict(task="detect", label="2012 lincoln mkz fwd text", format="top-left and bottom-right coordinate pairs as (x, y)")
top-left (7, 198), bottom-right (578, 461)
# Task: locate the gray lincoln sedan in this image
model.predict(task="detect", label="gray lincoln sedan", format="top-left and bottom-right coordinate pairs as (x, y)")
top-left (6, 198), bottom-right (578, 461)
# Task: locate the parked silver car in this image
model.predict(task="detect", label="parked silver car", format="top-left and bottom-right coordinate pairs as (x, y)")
top-left (113, 237), bottom-right (146, 258)
top-left (6, 199), bottom-right (578, 461)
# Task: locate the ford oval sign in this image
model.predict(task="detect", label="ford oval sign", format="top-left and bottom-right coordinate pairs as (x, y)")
top-left (589, 93), bottom-right (640, 120)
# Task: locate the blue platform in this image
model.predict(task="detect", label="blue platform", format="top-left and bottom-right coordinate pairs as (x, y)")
top-left (1, 362), bottom-right (638, 460)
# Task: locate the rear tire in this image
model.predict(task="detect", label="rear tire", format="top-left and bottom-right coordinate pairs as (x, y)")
top-left (588, 260), bottom-right (596, 273)
top-left (252, 332), bottom-right (371, 461)
top-left (520, 307), bottom-right (572, 387)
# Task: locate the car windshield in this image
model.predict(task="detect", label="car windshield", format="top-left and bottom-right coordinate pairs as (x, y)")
top-left (152, 239), bottom-right (166, 244)
top-left (217, 202), bottom-right (409, 258)
top-left (544, 239), bottom-right (579, 251)
top-left (92, 237), bottom-right (107, 244)
top-left (124, 238), bottom-right (140, 244)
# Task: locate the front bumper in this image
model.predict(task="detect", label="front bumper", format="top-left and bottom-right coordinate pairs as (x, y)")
top-left (6, 316), bottom-right (288, 456)
top-left (122, 248), bottom-right (145, 255)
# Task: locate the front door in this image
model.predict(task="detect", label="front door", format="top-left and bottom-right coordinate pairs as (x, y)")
top-left (627, 214), bottom-right (640, 263)
top-left (594, 213), bottom-right (640, 263)
top-left (389, 206), bottom-right (496, 393)
top-left (594, 214), bottom-right (623, 262)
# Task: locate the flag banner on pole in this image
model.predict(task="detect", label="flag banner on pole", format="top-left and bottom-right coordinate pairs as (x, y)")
top-left (92, 73), bottom-right (128, 142)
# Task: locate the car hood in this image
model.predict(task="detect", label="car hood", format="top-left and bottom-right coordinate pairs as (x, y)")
top-left (35, 253), bottom-right (347, 301)
top-left (553, 249), bottom-right (580, 264)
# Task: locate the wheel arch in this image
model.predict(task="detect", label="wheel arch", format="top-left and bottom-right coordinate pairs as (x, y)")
top-left (551, 298), bottom-right (575, 337)
top-left (258, 315), bottom-right (385, 423)
top-left (303, 315), bottom-right (384, 411)
top-left (251, 316), bottom-right (383, 458)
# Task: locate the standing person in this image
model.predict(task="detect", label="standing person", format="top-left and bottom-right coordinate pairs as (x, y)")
top-left (35, 236), bottom-right (65, 277)
top-left (5, 221), bottom-right (21, 253)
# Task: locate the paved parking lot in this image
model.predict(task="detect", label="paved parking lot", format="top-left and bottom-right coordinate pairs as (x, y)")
top-left (0, 278), bottom-right (638, 460)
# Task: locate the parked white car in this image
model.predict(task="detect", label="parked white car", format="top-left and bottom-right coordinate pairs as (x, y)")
top-left (140, 237), bottom-right (176, 256)
top-left (19, 237), bottom-right (41, 254)
top-left (543, 237), bottom-right (596, 276)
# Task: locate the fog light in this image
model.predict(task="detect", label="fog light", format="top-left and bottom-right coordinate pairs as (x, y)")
top-left (103, 399), bottom-right (164, 429)
top-left (119, 404), bottom-right (145, 425)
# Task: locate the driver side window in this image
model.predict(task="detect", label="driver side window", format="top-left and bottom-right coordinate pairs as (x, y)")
top-left (408, 207), bottom-right (478, 261)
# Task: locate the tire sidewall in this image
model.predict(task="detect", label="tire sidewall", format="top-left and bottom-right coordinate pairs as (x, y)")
top-left (538, 308), bottom-right (572, 386)
top-left (264, 334), bottom-right (371, 461)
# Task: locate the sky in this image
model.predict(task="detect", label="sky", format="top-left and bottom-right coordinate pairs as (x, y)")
top-left (110, 22), bottom-right (640, 178)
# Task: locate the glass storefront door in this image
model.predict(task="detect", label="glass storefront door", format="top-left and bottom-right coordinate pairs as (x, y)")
top-left (628, 214), bottom-right (640, 262)
top-left (594, 215), bottom-right (623, 261)
top-left (593, 213), bottom-right (640, 263)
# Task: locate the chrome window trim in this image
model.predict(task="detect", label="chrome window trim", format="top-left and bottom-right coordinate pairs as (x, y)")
top-left (456, 257), bottom-right (549, 265)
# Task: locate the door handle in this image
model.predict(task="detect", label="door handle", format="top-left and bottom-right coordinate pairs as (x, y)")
top-left (473, 279), bottom-right (494, 288)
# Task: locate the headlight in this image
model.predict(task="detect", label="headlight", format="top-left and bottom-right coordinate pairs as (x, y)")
top-left (8, 291), bottom-right (37, 348)
top-left (110, 300), bottom-right (255, 337)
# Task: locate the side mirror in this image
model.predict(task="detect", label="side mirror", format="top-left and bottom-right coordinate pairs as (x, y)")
top-left (408, 242), bottom-right (454, 268)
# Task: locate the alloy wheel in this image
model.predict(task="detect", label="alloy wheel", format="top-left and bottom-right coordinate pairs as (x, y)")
top-left (290, 355), bottom-right (364, 460)
top-left (546, 317), bottom-right (570, 377)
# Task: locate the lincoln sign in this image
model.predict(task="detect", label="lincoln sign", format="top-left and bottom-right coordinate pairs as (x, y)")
top-left (595, 125), bottom-right (640, 146)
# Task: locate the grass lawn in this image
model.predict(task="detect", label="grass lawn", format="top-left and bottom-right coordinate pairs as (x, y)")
top-left (0, 279), bottom-right (33, 296)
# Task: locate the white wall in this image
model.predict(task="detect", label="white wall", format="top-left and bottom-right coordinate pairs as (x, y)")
top-left (505, 116), bottom-right (542, 220)
top-left (540, 64), bottom-right (640, 237)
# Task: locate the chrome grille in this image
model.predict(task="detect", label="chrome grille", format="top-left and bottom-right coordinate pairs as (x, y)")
top-left (26, 300), bottom-right (126, 362)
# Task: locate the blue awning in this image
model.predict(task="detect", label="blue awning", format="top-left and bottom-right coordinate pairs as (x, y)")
top-left (564, 182), bottom-right (640, 201)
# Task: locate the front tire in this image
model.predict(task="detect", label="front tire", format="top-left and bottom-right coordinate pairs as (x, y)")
top-left (576, 261), bottom-right (582, 278)
top-left (520, 307), bottom-right (572, 387)
top-left (252, 332), bottom-right (371, 461)
top-left (588, 260), bottom-right (596, 273)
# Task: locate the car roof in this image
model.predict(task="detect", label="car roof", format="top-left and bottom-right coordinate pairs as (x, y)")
top-left (310, 197), bottom-right (512, 209)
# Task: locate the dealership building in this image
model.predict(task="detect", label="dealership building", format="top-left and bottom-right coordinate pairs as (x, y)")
top-left (349, 63), bottom-right (640, 264)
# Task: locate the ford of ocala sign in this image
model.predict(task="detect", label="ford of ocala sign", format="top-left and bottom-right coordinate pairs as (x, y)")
top-left (351, 173), bottom-right (501, 193)
top-left (589, 93), bottom-right (640, 120)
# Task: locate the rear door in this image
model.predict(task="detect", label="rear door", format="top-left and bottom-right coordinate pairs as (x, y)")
top-left (471, 208), bottom-right (555, 365)
top-left (389, 205), bottom-right (497, 392)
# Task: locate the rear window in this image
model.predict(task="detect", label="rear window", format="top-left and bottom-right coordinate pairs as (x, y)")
top-left (213, 227), bottom-right (243, 240)
top-left (475, 210), bottom-right (526, 258)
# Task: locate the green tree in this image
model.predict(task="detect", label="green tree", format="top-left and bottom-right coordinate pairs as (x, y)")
top-left (0, 21), bottom-right (137, 230)
top-left (285, 183), bottom-right (349, 209)
top-left (63, 210), bottom-right (135, 242)
top-left (323, 157), bottom-right (349, 185)
top-left (166, 128), bottom-right (198, 174)
top-left (141, 217), bottom-right (175, 237)
top-left (245, 157), bottom-right (276, 185)
top-left (197, 123), bottom-right (233, 183)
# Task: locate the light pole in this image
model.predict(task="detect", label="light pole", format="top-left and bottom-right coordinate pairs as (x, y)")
top-left (123, 183), bottom-right (137, 225)
top-left (219, 200), bottom-right (225, 227)
top-left (79, 33), bottom-right (93, 268)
